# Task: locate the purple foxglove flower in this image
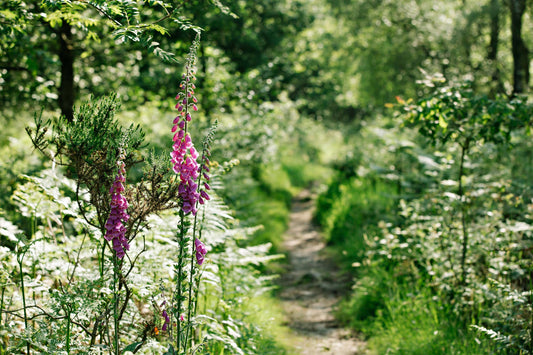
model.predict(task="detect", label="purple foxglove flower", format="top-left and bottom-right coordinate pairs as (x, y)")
top-left (195, 238), bottom-right (207, 255)
top-left (200, 190), bottom-right (210, 201)
top-left (162, 310), bottom-right (170, 331)
top-left (195, 251), bottom-right (205, 265)
top-left (190, 147), bottom-right (199, 160)
top-left (169, 37), bottom-right (207, 216)
top-left (104, 157), bottom-right (130, 259)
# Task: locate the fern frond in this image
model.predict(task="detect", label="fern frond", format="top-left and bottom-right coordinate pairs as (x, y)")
top-left (471, 325), bottom-right (512, 346)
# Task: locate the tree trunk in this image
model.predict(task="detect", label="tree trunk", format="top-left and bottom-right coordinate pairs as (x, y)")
top-left (488, 0), bottom-right (499, 61)
top-left (488, 0), bottom-right (504, 95)
top-left (58, 21), bottom-right (75, 122)
top-left (458, 139), bottom-right (470, 286)
top-left (509, 0), bottom-right (529, 95)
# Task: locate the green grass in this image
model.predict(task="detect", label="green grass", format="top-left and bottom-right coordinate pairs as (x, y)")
top-left (315, 175), bottom-right (397, 265)
top-left (241, 294), bottom-right (295, 354)
top-left (336, 267), bottom-right (497, 354)
top-left (366, 290), bottom-right (495, 355)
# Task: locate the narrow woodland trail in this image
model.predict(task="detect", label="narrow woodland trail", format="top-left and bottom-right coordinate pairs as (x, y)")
top-left (278, 190), bottom-right (365, 355)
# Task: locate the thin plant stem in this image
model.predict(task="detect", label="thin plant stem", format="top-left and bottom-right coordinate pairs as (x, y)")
top-left (192, 267), bottom-right (203, 348)
top-left (185, 141), bottom-right (212, 353)
top-left (0, 286), bottom-right (4, 327)
top-left (66, 309), bottom-right (71, 354)
top-left (184, 235), bottom-right (197, 353)
top-left (113, 255), bottom-right (120, 355)
top-left (100, 240), bottom-right (106, 279)
top-left (192, 207), bottom-right (207, 343)
top-left (18, 253), bottom-right (30, 355)
top-left (184, 189), bottom-right (203, 353)
top-left (530, 272), bottom-right (533, 354)
top-left (176, 211), bottom-right (186, 353)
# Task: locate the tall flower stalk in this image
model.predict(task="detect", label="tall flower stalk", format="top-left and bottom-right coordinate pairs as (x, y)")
top-left (104, 147), bottom-right (130, 259)
top-left (183, 138), bottom-right (213, 353)
top-left (168, 31), bottom-right (217, 355)
top-left (170, 33), bottom-right (205, 354)
top-left (184, 123), bottom-right (216, 352)
top-left (103, 145), bottom-right (129, 355)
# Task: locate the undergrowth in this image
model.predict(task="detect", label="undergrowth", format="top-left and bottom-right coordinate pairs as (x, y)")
top-left (317, 80), bottom-right (533, 355)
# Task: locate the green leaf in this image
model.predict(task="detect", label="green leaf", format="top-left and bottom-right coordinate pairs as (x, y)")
top-left (438, 115), bottom-right (448, 132)
top-left (163, 344), bottom-right (176, 355)
top-left (147, 24), bottom-right (168, 35)
top-left (0, 216), bottom-right (23, 242)
top-left (123, 341), bottom-right (143, 352)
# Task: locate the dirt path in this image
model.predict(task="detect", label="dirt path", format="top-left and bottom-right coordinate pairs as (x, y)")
top-left (278, 190), bottom-right (365, 355)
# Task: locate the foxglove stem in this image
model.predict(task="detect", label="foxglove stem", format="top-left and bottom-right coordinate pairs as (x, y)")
top-left (175, 211), bottom-right (186, 352)
top-left (185, 130), bottom-right (215, 352)
top-left (193, 208), bottom-right (208, 338)
top-left (113, 255), bottom-right (120, 355)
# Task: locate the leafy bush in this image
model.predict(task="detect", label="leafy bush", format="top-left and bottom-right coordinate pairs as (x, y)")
top-left (318, 78), bottom-right (533, 354)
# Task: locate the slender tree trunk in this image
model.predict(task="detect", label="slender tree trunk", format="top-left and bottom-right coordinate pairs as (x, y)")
top-left (509, 0), bottom-right (529, 95)
top-left (488, 0), bottom-right (499, 61)
top-left (488, 0), bottom-right (504, 95)
top-left (58, 21), bottom-right (75, 122)
top-left (458, 139), bottom-right (470, 286)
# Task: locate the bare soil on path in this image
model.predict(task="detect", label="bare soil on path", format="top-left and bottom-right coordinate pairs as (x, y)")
top-left (278, 189), bottom-right (365, 355)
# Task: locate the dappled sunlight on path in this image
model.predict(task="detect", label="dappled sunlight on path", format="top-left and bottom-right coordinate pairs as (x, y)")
top-left (278, 190), bottom-right (365, 355)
